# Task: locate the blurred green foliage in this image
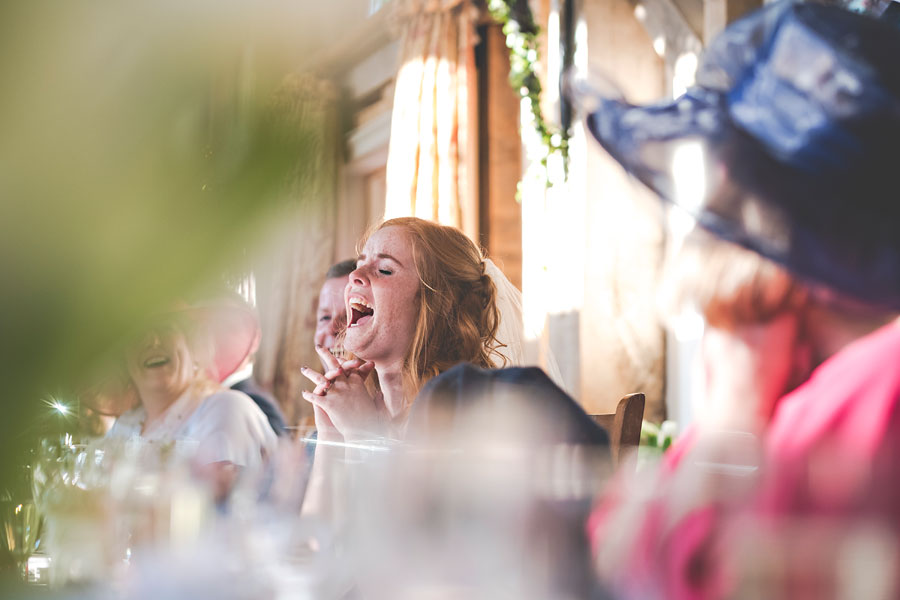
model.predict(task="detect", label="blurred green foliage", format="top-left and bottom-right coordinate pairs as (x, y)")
top-left (0, 1), bottom-right (331, 490)
top-left (486, 0), bottom-right (569, 186)
top-left (640, 420), bottom-right (677, 451)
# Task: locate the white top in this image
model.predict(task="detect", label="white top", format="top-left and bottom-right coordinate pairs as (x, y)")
top-left (107, 389), bottom-right (277, 468)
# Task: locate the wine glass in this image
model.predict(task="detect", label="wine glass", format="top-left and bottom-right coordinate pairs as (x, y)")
top-left (28, 435), bottom-right (115, 587)
top-left (0, 498), bottom-right (41, 581)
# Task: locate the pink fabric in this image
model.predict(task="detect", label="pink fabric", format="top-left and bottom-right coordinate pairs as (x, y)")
top-left (662, 506), bottom-right (723, 600)
top-left (590, 322), bottom-right (900, 598)
top-left (589, 428), bottom-right (731, 600)
top-left (760, 322), bottom-right (900, 517)
top-left (587, 427), bottom-right (697, 548)
top-left (206, 306), bottom-right (258, 383)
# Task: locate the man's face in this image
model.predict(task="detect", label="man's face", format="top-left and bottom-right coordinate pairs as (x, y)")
top-left (315, 276), bottom-right (348, 356)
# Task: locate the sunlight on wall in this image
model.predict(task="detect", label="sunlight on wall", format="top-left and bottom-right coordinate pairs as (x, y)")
top-left (575, 16), bottom-right (589, 72)
top-left (634, 3), bottom-right (648, 21)
top-left (664, 275), bottom-right (705, 429)
top-left (671, 139), bottom-right (706, 214)
top-left (235, 273), bottom-right (257, 307)
top-left (673, 52), bottom-right (698, 98)
top-left (665, 138), bottom-right (709, 427)
top-left (520, 95), bottom-right (551, 342)
top-left (519, 0), bottom-right (585, 395)
top-left (546, 4), bottom-right (561, 108)
top-left (653, 36), bottom-right (667, 57)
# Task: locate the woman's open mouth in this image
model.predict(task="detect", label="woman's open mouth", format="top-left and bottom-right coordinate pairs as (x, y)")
top-left (348, 297), bottom-right (374, 328)
top-left (142, 355), bottom-right (171, 368)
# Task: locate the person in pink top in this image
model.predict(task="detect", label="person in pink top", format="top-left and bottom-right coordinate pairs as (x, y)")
top-left (581, 1), bottom-right (900, 597)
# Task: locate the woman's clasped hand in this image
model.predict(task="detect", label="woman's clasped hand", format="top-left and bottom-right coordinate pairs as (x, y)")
top-left (301, 345), bottom-right (388, 442)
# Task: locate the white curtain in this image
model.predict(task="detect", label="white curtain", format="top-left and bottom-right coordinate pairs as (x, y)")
top-left (384, 0), bottom-right (479, 240)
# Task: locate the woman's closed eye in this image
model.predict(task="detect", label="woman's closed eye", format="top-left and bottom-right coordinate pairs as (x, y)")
top-left (319, 315), bottom-right (331, 323)
top-left (379, 268), bottom-right (393, 275)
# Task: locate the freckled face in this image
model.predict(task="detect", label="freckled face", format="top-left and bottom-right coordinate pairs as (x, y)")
top-left (315, 277), bottom-right (348, 353)
top-left (344, 226), bottom-right (420, 367)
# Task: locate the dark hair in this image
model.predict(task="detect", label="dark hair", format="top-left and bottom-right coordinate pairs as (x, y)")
top-left (325, 258), bottom-right (356, 280)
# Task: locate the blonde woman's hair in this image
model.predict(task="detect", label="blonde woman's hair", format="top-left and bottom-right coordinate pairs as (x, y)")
top-left (661, 228), bottom-right (806, 330)
top-left (360, 217), bottom-right (504, 396)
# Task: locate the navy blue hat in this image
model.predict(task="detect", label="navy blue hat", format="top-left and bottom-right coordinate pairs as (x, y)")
top-left (584, 1), bottom-right (900, 310)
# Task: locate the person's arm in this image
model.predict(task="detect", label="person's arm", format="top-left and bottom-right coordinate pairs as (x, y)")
top-left (195, 460), bottom-right (240, 503)
top-left (298, 347), bottom-right (391, 525)
top-left (299, 433), bottom-right (345, 521)
top-left (187, 391), bottom-right (278, 501)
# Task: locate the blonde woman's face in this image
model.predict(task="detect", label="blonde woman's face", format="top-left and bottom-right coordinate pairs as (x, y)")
top-left (344, 226), bottom-right (420, 367)
top-left (125, 322), bottom-right (194, 399)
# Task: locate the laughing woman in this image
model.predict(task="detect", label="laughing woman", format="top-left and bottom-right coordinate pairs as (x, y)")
top-left (106, 298), bottom-right (277, 485)
top-left (300, 217), bottom-right (511, 442)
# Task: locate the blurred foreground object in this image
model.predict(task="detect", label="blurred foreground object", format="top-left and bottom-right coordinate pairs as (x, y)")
top-left (401, 364), bottom-right (611, 598)
top-left (589, 393), bottom-right (646, 467)
top-left (582, 0), bottom-right (900, 311)
top-left (18, 432), bottom-right (319, 594)
top-left (0, 0), bottom-right (330, 488)
top-left (103, 295), bottom-right (277, 474)
top-left (581, 2), bottom-right (900, 597)
top-left (36, 438), bottom-right (212, 588)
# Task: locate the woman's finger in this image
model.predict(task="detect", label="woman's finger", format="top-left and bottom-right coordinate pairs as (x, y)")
top-left (340, 358), bottom-right (366, 371)
top-left (356, 361), bottom-right (376, 378)
top-left (300, 366), bottom-right (330, 387)
top-left (315, 344), bottom-right (342, 372)
top-left (324, 367), bottom-right (346, 380)
top-left (302, 390), bottom-right (325, 405)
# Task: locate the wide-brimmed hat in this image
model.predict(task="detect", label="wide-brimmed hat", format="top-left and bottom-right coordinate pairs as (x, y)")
top-left (85, 293), bottom-right (259, 416)
top-left (581, 1), bottom-right (900, 310)
top-left (170, 294), bottom-right (259, 383)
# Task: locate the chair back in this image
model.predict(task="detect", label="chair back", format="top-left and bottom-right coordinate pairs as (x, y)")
top-left (590, 393), bottom-right (645, 466)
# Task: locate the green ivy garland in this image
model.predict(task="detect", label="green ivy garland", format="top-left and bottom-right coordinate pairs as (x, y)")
top-left (486, 0), bottom-right (568, 187)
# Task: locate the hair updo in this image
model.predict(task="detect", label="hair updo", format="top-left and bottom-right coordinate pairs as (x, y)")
top-left (363, 217), bottom-right (504, 395)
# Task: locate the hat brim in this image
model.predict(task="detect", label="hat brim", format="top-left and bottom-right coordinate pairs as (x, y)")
top-left (168, 299), bottom-right (259, 384)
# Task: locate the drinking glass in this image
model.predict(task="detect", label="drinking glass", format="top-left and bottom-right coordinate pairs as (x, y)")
top-left (0, 499), bottom-right (41, 580)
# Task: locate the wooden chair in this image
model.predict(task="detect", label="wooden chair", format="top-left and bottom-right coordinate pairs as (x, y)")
top-left (590, 393), bottom-right (646, 466)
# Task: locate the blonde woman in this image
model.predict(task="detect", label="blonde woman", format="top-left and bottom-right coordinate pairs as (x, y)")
top-left (107, 298), bottom-right (277, 473)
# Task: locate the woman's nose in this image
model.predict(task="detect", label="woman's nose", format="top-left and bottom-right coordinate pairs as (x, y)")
top-left (144, 330), bottom-right (162, 348)
top-left (350, 267), bottom-right (368, 286)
